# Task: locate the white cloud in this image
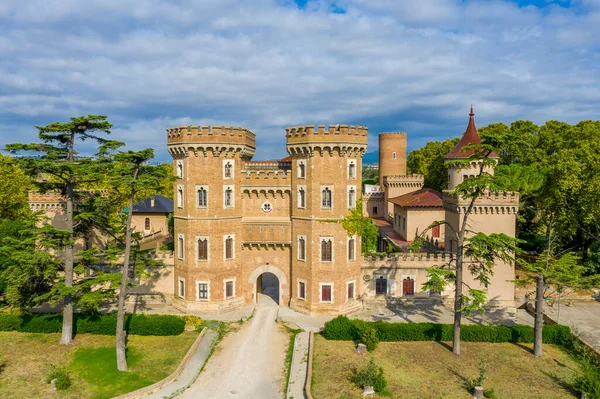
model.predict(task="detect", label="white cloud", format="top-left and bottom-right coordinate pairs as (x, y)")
top-left (0, 0), bottom-right (598, 162)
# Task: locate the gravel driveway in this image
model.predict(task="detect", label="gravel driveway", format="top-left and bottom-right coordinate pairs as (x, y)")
top-left (180, 294), bottom-right (288, 399)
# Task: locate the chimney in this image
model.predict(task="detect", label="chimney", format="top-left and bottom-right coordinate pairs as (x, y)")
top-left (150, 196), bottom-right (155, 208)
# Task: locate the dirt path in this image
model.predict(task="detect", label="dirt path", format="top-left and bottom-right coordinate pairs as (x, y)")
top-left (180, 294), bottom-right (288, 399)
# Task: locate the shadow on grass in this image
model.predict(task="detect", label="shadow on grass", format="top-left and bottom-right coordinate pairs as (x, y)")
top-left (436, 341), bottom-right (453, 352)
top-left (541, 370), bottom-right (578, 397)
top-left (511, 342), bottom-right (534, 355)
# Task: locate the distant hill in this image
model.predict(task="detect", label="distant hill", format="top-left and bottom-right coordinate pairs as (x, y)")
top-left (362, 151), bottom-right (378, 165)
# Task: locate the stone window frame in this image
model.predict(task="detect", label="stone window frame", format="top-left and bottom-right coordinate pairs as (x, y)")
top-left (196, 235), bottom-right (209, 262)
top-left (177, 234), bottom-right (185, 260)
top-left (297, 279), bottom-right (307, 301)
top-left (196, 185), bottom-right (208, 209)
top-left (347, 235), bottom-right (356, 262)
top-left (319, 282), bottom-right (334, 303)
top-left (347, 185), bottom-right (357, 209)
top-left (321, 185), bottom-right (333, 209)
top-left (196, 280), bottom-right (210, 301)
top-left (374, 274), bottom-right (388, 296)
top-left (320, 236), bottom-right (334, 263)
top-left (178, 277), bottom-right (185, 298)
top-left (177, 184), bottom-right (184, 208)
top-left (347, 159), bottom-right (357, 180)
top-left (223, 159), bottom-right (234, 180)
top-left (346, 280), bottom-right (356, 301)
top-left (144, 217), bottom-right (151, 231)
top-left (297, 185), bottom-right (306, 209)
top-left (176, 159), bottom-right (184, 179)
top-left (224, 234), bottom-right (235, 261)
top-left (392, 152), bottom-right (396, 160)
top-left (297, 235), bottom-right (307, 261)
top-left (400, 274), bottom-right (417, 297)
top-left (223, 185), bottom-right (235, 209)
top-left (224, 278), bottom-right (236, 299)
top-left (297, 159), bottom-right (306, 179)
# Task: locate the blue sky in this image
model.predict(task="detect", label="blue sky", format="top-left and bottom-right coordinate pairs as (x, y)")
top-left (0, 0), bottom-right (599, 162)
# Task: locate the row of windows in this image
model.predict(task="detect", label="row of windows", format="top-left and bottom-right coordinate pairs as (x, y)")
top-left (178, 234), bottom-right (356, 263)
top-left (176, 160), bottom-right (235, 180)
top-left (297, 235), bottom-right (356, 262)
top-left (177, 184), bottom-right (358, 210)
top-left (178, 278), bottom-right (235, 301)
top-left (177, 234), bottom-right (235, 261)
top-left (296, 159), bottom-right (357, 180)
top-left (297, 185), bottom-right (357, 209)
top-left (178, 159), bottom-right (358, 182)
top-left (297, 280), bottom-right (356, 303)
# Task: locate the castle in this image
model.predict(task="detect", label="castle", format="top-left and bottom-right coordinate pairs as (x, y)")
top-left (167, 109), bottom-right (518, 315)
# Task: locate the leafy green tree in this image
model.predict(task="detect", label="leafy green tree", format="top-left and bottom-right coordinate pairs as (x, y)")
top-left (0, 154), bottom-right (31, 219)
top-left (0, 215), bottom-right (68, 308)
top-left (407, 138), bottom-right (459, 191)
top-left (342, 198), bottom-right (379, 253)
top-left (413, 133), bottom-right (520, 355)
top-left (5, 115), bottom-right (117, 345)
top-left (105, 148), bottom-right (171, 371)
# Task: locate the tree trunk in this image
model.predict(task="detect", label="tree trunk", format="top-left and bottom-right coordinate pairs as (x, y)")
top-left (116, 188), bottom-right (136, 371)
top-left (533, 274), bottom-right (544, 357)
top-left (453, 245), bottom-right (463, 355)
top-left (60, 181), bottom-right (74, 345)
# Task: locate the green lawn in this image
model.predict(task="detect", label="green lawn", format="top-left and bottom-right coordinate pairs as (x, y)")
top-left (0, 331), bottom-right (198, 399)
top-left (311, 334), bottom-right (582, 399)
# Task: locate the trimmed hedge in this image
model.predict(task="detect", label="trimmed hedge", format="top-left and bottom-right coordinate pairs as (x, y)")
top-left (324, 315), bottom-right (572, 346)
top-left (0, 313), bottom-right (185, 336)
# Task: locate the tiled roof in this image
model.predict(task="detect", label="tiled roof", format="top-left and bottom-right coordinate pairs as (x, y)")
top-left (388, 188), bottom-right (443, 208)
top-left (445, 107), bottom-right (499, 159)
top-left (132, 194), bottom-right (173, 214)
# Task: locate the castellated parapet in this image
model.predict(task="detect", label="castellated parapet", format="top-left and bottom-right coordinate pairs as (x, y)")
top-left (167, 125), bottom-right (256, 158)
top-left (286, 124), bottom-right (368, 157)
top-left (443, 190), bottom-right (520, 215)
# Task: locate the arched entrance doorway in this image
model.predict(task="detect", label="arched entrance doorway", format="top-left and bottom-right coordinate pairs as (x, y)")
top-left (248, 265), bottom-right (288, 306)
top-left (257, 272), bottom-right (279, 305)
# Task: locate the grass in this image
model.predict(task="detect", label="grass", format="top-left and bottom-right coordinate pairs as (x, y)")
top-left (282, 324), bottom-right (303, 396)
top-left (311, 334), bottom-right (583, 399)
top-left (0, 331), bottom-right (198, 399)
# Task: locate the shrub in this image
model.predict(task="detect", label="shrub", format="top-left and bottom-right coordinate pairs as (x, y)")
top-left (323, 316), bottom-right (356, 341)
top-left (46, 365), bottom-right (72, 391)
top-left (0, 313), bottom-right (185, 336)
top-left (573, 358), bottom-right (600, 399)
top-left (185, 315), bottom-right (203, 330)
top-left (359, 326), bottom-right (379, 352)
top-left (354, 358), bottom-right (387, 392)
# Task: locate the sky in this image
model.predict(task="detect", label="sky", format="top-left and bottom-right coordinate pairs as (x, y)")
top-left (0, 0), bottom-right (599, 163)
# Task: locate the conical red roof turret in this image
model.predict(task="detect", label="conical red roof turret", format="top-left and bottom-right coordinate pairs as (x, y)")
top-left (444, 106), bottom-right (498, 159)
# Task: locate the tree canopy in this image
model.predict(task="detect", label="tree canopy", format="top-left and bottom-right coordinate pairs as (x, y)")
top-left (406, 138), bottom-right (459, 191)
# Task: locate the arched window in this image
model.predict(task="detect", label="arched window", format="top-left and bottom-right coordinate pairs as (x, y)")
top-left (298, 187), bottom-right (306, 208)
top-left (298, 236), bottom-right (306, 261)
top-left (348, 187), bottom-right (356, 208)
top-left (225, 236), bottom-right (234, 259)
top-left (348, 237), bottom-right (355, 261)
top-left (321, 187), bottom-right (332, 208)
top-left (144, 217), bottom-right (150, 231)
top-left (321, 238), bottom-right (332, 262)
top-left (198, 187), bottom-right (207, 207)
top-left (198, 238), bottom-right (208, 260)
top-left (224, 188), bottom-right (233, 207)
top-left (348, 162), bottom-right (356, 179)
top-left (298, 162), bottom-right (306, 178)
top-left (375, 276), bottom-right (387, 295)
top-left (224, 162), bottom-right (233, 179)
top-left (392, 152), bottom-right (396, 159)
top-left (403, 277), bottom-right (415, 296)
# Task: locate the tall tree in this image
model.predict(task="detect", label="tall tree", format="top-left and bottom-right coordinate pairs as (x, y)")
top-left (406, 138), bottom-right (459, 191)
top-left (5, 115), bottom-right (115, 344)
top-left (0, 154), bottom-right (31, 219)
top-left (106, 148), bottom-right (171, 371)
top-left (413, 133), bottom-right (520, 355)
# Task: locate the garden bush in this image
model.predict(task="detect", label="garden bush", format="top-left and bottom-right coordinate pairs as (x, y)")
top-left (573, 359), bottom-right (600, 399)
top-left (0, 313), bottom-right (185, 336)
top-left (358, 326), bottom-right (379, 352)
top-left (354, 358), bottom-right (387, 393)
top-left (323, 316), bottom-right (575, 346)
top-left (46, 365), bottom-right (72, 391)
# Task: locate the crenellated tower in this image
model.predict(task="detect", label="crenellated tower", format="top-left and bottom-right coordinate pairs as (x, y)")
top-left (286, 124), bottom-right (368, 314)
top-left (167, 125), bottom-right (256, 313)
